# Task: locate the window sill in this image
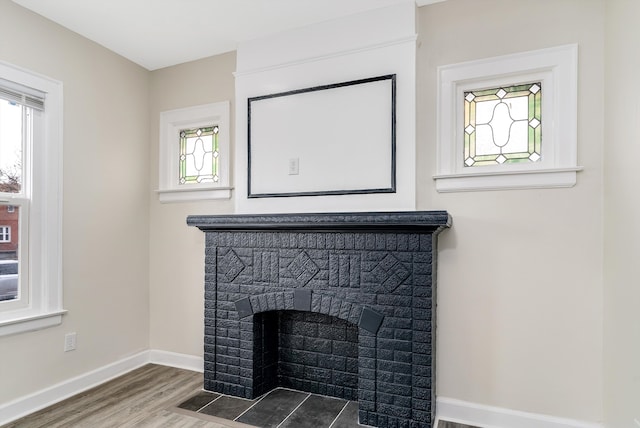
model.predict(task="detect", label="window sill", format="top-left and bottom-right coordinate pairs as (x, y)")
top-left (156, 187), bottom-right (233, 203)
top-left (0, 309), bottom-right (67, 337)
top-left (434, 167), bottom-right (583, 192)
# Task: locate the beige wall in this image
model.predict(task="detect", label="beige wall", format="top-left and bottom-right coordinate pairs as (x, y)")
top-left (0, 0), bottom-right (150, 403)
top-left (418, 0), bottom-right (604, 422)
top-left (1, 0), bottom-right (624, 425)
top-left (146, 0), bottom-right (608, 423)
top-left (603, 0), bottom-right (640, 426)
top-left (148, 53), bottom-right (236, 356)
top-left (146, 1), bottom-right (607, 423)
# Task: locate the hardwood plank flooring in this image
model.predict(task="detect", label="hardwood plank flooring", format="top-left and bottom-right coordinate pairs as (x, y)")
top-left (437, 421), bottom-right (480, 428)
top-left (2, 363), bottom-right (479, 428)
top-left (2, 364), bottom-right (235, 428)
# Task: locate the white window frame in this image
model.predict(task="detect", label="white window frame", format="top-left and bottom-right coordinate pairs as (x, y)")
top-left (157, 101), bottom-right (232, 202)
top-left (0, 226), bottom-right (10, 243)
top-left (435, 44), bottom-right (582, 192)
top-left (0, 60), bottom-right (64, 337)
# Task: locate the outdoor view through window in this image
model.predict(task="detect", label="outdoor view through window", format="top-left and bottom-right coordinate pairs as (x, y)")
top-left (0, 99), bottom-right (23, 302)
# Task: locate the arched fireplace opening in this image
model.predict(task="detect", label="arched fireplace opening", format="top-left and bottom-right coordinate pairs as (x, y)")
top-left (253, 310), bottom-right (358, 399)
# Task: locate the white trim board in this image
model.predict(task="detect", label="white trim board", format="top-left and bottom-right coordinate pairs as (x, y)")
top-left (0, 350), bottom-right (204, 426)
top-left (436, 397), bottom-right (603, 428)
top-left (416, 0), bottom-right (448, 5)
top-left (147, 349), bottom-right (204, 372)
top-left (235, 2), bottom-right (417, 214)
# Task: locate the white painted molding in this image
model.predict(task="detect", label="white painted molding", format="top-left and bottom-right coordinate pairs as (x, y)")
top-left (235, 2), bottom-right (417, 214)
top-left (434, 167), bottom-right (583, 192)
top-left (0, 60), bottom-right (64, 337)
top-left (158, 101), bottom-right (231, 202)
top-left (233, 35), bottom-right (417, 78)
top-left (0, 351), bottom-right (148, 425)
top-left (436, 44), bottom-right (579, 192)
top-left (236, 3), bottom-right (416, 73)
top-left (436, 397), bottom-right (604, 428)
top-left (416, 0), bottom-right (448, 6)
top-left (156, 187), bottom-right (233, 203)
top-left (0, 310), bottom-right (66, 337)
top-left (148, 349), bottom-right (204, 372)
top-left (0, 350), bottom-right (204, 426)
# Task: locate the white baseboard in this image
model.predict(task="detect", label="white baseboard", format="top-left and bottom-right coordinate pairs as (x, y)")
top-left (148, 349), bottom-right (204, 372)
top-left (436, 397), bottom-right (604, 428)
top-left (0, 349), bottom-right (204, 426)
top-left (1, 357), bottom-right (605, 428)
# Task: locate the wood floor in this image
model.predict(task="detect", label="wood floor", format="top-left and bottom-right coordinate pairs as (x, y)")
top-left (437, 422), bottom-right (479, 428)
top-left (1, 364), bottom-right (235, 428)
top-left (2, 363), bottom-right (478, 428)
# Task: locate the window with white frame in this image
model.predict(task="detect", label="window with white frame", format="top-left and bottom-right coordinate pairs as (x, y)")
top-left (0, 60), bottom-right (63, 336)
top-left (0, 226), bottom-right (10, 243)
top-left (158, 101), bottom-right (231, 202)
top-left (435, 44), bottom-right (581, 192)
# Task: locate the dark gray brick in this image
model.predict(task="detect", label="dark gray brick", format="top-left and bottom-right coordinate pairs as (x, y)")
top-left (196, 213), bottom-right (447, 426)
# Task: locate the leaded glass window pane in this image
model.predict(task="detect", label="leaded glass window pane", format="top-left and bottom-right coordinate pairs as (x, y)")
top-left (464, 82), bottom-right (542, 167)
top-left (179, 125), bottom-right (220, 184)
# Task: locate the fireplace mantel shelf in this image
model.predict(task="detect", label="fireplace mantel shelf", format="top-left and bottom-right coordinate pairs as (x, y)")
top-left (187, 211), bottom-right (451, 233)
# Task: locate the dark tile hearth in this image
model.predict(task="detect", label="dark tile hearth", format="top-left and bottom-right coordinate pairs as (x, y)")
top-left (278, 394), bottom-right (347, 428)
top-left (200, 394), bottom-right (255, 420)
top-left (178, 390), bottom-right (220, 412)
top-left (178, 388), bottom-right (364, 428)
top-left (332, 401), bottom-right (360, 428)
top-left (236, 388), bottom-right (307, 427)
top-left (176, 389), bottom-right (480, 428)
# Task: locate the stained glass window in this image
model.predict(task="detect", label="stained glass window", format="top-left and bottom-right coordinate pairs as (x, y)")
top-left (179, 125), bottom-right (220, 184)
top-left (464, 82), bottom-right (542, 167)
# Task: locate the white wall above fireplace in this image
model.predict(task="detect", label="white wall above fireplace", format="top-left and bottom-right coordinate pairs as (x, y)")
top-left (234, 2), bottom-right (417, 214)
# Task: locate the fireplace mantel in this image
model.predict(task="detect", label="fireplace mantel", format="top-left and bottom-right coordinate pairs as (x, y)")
top-left (188, 211), bottom-right (451, 428)
top-left (187, 211), bottom-right (451, 232)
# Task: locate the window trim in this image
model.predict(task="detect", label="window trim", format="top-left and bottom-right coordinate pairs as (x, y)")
top-left (157, 101), bottom-right (232, 203)
top-left (435, 44), bottom-right (581, 192)
top-left (0, 60), bottom-right (64, 337)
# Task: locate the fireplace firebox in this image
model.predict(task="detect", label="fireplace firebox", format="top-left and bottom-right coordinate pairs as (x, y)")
top-left (188, 211), bottom-right (451, 428)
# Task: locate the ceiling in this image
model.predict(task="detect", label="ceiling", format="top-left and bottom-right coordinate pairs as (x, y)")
top-left (12, 0), bottom-right (443, 71)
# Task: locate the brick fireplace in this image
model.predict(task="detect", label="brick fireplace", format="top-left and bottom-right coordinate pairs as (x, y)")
top-left (187, 211), bottom-right (451, 427)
